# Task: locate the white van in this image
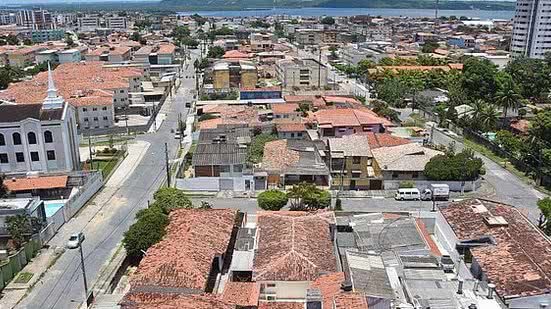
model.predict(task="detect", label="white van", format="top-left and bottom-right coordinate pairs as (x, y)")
top-left (395, 188), bottom-right (421, 201)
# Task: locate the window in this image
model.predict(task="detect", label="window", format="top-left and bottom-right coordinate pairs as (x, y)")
top-left (0, 133), bottom-right (4, 146)
top-left (16, 152), bottom-right (25, 162)
top-left (82, 108), bottom-right (87, 112)
top-left (27, 132), bottom-right (37, 144)
top-left (47, 150), bottom-right (56, 161)
top-left (44, 130), bottom-right (53, 143)
top-left (84, 117), bottom-right (89, 122)
top-left (13, 132), bottom-right (21, 145)
top-left (392, 172), bottom-right (399, 179)
top-left (0, 153), bottom-right (8, 164)
top-left (103, 116), bottom-right (108, 120)
top-left (412, 171), bottom-right (419, 178)
top-left (102, 107), bottom-right (107, 111)
top-left (120, 90), bottom-right (124, 93)
top-left (93, 117), bottom-right (99, 121)
top-left (92, 107), bottom-right (98, 111)
top-left (30, 152), bottom-right (39, 161)
top-left (352, 156), bottom-right (361, 164)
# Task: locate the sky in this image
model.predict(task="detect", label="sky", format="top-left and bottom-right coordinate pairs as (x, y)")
top-left (5, 0), bottom-right (153, 3)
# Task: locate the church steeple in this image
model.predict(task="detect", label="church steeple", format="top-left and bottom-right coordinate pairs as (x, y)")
top-left (42, 62), bottom-right (64, 109)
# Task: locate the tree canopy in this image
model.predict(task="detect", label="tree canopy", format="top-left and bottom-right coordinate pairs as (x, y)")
top-left (288, 183), bottom-right (331, 210)
top-left (123, 207), bottom-right (169, 261)
top-left (538, 197), bottom-right (551, 236)
top-left (424, 149), bottom-right (484, 181)
top-left (321, 16), bottom-right (335, 25)
top-left (207, 46), bottom-right (225, 59)
top-left (152, 187), bottom-right (193, 213)
top-left (258, 190), bottom-right (288, 211)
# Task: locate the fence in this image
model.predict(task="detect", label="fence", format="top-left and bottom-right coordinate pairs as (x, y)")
top-left (383, 179), bottom-right (481, 192)
top-left (0, 239), bottom-right (40, 291)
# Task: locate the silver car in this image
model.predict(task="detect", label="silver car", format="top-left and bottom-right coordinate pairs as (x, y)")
top-left (67, 232), bottom-right (85, 249)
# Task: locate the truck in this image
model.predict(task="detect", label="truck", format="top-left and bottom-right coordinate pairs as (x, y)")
top-left (421, 184), bottom-right (450, 201)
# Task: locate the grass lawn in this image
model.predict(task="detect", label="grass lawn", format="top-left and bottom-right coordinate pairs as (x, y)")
top-left (93, 158), bottom-right (120, 179)
top-left (14, 272), bottom-right (33, 284)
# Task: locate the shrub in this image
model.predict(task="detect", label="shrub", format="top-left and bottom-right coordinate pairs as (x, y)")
top-left (258, 190), bottom-right (288, 211)
top-left (123, 207), bottom-right (169, 261)
top-left (399, 181), bottom-right (416, 188)
top-left (424, 149), bottom-right (484, 181)
top-left (153, 187), bottom-right (193, 213)
top-left (334, 198), bottom-right (342, 211)
top-left (288, 182), bottom-right (332, 210)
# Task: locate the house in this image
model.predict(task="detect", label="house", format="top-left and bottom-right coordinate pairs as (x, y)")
top-left (327, 134), bottom-right (382, 190)
top-left (295, 29), bottom-right (323, 45)
top-left (0, 68), bottom-right (80, 174)
top-left (8, 46), bottom-right (45, 67)
top-left (3, 175), bottom-right (69, 199)
top-left (371, 143), bottom-right (443, 184)
top-left (253, 211), bottom-right (337, 301)
top-left (262, 139), bottom-right (329, 187)
top-left (275, 58), bottom-right (328, 89)
top-left (438, 199), bottom-right (551, 308)
top-left (311, 108), bottom-right (391, 137)
top-left (85, 46), bottom-right (131, 63)
top-left (0, 198), bottom-right (46, 248)
top-left (365, 132), bottom-right (411, 149)
top-left (192, 127), bottom-right (252, 177)
top-left (271, 103), bottom-right (301, 120)
top-left (250, 32), bottom-right (275, 52)
top-left (275, 122), bottom-right (307, 140)
top-left (121, 208), bottom-right (240, 307)
top-left (133, 43), bottom-right (176, 65)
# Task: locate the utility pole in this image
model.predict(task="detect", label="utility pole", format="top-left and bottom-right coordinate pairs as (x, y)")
top-left (318, 48), bottom-right (322, 89)
top-left (165, 142), bottom-right (171, 187)
top-left (87, 133), bottom-right (93, 170)
top-left (79, 244), bottom-right (88, 296)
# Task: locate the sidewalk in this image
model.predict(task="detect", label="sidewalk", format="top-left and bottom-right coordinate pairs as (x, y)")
top-left (0, 141), bottom-right (150, 309)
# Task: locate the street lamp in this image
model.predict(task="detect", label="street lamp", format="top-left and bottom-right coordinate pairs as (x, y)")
top-left (67, 232), bottom-right (92, 307)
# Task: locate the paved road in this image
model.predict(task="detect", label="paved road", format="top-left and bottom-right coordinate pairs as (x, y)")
top-left (431, 128), bottom-right (546, 222)
top-left (16, 52), bottom-right (200, 309)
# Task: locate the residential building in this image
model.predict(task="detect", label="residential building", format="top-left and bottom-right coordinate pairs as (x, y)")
top-left (311, 108), bottom-right (391, 137)
top-left (16, 9), bottom-right (55, 30)
top-left (106, 17), bottom-right (127, 30)
top-left (371, 143), bottom-right (442, 185)
top-left (250, 32), bottom-right (275, 52)
top-left (438, 199), bottom-right (551, 307)
top-left (275, 122), bottom-right (307, 140)
top-left (212, 60), bottom-right (258, 90)
top-left (327, 134), bottom-right (381, 190)
top-left (192, 127), bottom-right (252, 177)
top-left (85, 46), bottom-right (132, 63)
top-left (447, 35), bottom-right (476, 48)
top-left (0, 68), bottom-right (80, 174)
top-left (8, 46), bottom-right (46, 67)
top-left (133, 43), bottom-right (176, 65)
top-left (57, 49), bottom-right (81, 64)
top-left (341, 45), bottom-right (385, 65)
top-left (275, 58), bottom-right (328, 89)
top-left (0, 13), bottom-right (17, 25)
top-left (0, 198), bottom-right (46, 245)
top-left (78, 16), bottom-right (100, 31)
top-left (31, 29), bottom-right (65, 43)
top-left (271, 103), bottom-right (301, 120)
top-left (512, 0), bottom-right (551, 58)
top-left (295, 29), bottom-right (322, 45)
top-left (262, 139), bottom-right (329, 187)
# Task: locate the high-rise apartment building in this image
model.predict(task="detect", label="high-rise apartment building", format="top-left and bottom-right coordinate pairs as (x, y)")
top-left (512, 0), bottom-right (551, 58)
top-left (16, 9), bottom-right (55, 30)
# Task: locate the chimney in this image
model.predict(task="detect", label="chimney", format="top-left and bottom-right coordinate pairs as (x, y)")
top-left (487, 283), bottom-right (496, 299)
top-left (457, 279), bottom-right (463, 295)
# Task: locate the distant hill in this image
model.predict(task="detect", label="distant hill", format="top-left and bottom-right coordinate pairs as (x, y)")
top-left (160, 0), bottom-right (515, 11)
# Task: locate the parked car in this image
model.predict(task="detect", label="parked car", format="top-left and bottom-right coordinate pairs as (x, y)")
top-left (395, 188), bottom-right (421, 201)
top-left (440, 255), bottom-right (455, 273)
top-left (67, 232), bottom-right (85, 249)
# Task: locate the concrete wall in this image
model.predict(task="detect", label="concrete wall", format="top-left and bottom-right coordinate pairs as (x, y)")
top-left (63, 172), bottom-right (103, 220)
top-left (383, 179), bottom-right (481, 192)
top-left (176, 175), bottom-right (255, 192)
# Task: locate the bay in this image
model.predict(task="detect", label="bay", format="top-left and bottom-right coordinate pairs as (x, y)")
top-left (178, 7), bottom-right (514, 20)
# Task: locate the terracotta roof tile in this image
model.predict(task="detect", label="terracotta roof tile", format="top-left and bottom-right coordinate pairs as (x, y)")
top-left (253, 211), bottom-right (337, 281)
top-left (440, 199), bottom-right (551, 299)
top-left (121, 292), bottom-right (235, 309)
top-left (221, 282), bottom-right (259, 307)
top-left (257, 302), bottom-right (304, 309)
top-left (271, 103), bottom-right (299, 115)
top-left (333, 293), bottom-right (369, 309)
top-left (223, 50), bottom-right (252, 59)
top-left (129, 209), bottom-right (237, 292)
top-left (310, 272), bottom-right (346, 309)
top-left (365, 132), bottom-right (411, 149)
top-left (262, 140), bottom-right (300, 172)
top-left (3, 176), bottom-right (68, 191)
top-left (313, 108), bottom-right (390, 128)
top-left (276, 122), bottom-right (306, 133)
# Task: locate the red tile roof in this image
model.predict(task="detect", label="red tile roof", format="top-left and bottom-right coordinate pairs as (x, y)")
top-left (333, 293), bottom-right (369, 309)
top-left (440, 199), bottom-right (551, 299)
top-left (510, 119), bottom-right (530, 134)
top-left (253, 211), bottom-right (337, 281)
top-left (310, 272), bottom-right (346, 309)
top-left (0, 61), bottom-right (141, 108)
top-left (276, 122), bottom-right (306, 133)
top-left (221, 282), bottom-right (259, 307)
top-left (121, 292), bottom-right (235, 309)
top-left (257, 302), bottom-right (304, 309)
top-left (312, 108), bottom-right (390, 128)
top-left (3, 176), bottom-right (68, 191)
top-left (416, 218), bottom-right (441, 257)
top-left (365, 132), bottom-right (411, 149)
top-left (284, 95), bottom-right (326, 108)
top-left (262, 140), bottom-right (300, 173)
top-left (271, 103), bottom-right (299, 115)
top-left (129, 208), bottom-right (237, 292)
top-left (223, 50), bottom-right (252, 59)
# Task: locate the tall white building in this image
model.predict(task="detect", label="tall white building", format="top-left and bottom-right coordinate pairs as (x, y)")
top-left (0, 66), bottom-right (80, 174)
top-left (511, 0), bottom-right (551, 58)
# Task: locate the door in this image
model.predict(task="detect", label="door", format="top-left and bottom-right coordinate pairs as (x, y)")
top-left (350, 180), bottom-right (356, 190)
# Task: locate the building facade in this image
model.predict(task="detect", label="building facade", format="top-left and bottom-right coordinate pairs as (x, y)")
top-left (512, 0), bottom-right (551, 58)
top-left (276, 58), bottom-right (328, 89)
top-left (0, 69), bottom-right (80, 174)
top-left (16, 9), bottom-right (55, 30)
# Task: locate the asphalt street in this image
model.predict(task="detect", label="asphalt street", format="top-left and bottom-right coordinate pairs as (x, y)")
top-left (16, 51), bottom-right (200, 309)
top-left (431, 128), bottom-right (546, 222)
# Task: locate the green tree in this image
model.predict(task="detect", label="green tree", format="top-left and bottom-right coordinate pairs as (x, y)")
top-left (506, 57), bottom-right (551, 100)
top-left (376, 77), bottom-right (407, 107)
top-left (537, 197), bottom-right (551, 235)
top-left (530, 109), bottom-right (551, 142)
top-left (123, 207), bottom-right (169, 260)
top-left (288, 183), bottom-right (331, 210)
top-left (207, 46), bottom-right (225, 59)
top-left (421, 42), bottom-right (439, 53)
top-left (0, 174), bottom-right (7, 198)
top-left (6, 215), bottom-right (32, 249)
top-left (494, 73), bottom-right (522, 124)
top-left (171, 25), bottom-right (191, 40)
top-left (424, 149), bottom-right (484, 181)
top-left (495, 130), bottom-right (525, 157)
top-left (152, 187), bottom-right (192, 213)
top-left (247, 133), bottom-right (278, 164)
top-left (321, 16), bottom-right (335, 25)
top-left (257, 190), bottom-right (288, 211)
top-left (462, 57), bottom-right (498, 101)
top-left (129, 32), bottom-right (141, 42)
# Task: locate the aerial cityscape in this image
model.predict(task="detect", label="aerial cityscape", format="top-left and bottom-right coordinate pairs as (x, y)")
top-left (0, 0), bottom-right (550, 308)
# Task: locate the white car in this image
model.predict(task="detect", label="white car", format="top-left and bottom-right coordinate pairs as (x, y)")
top-left (67, 232), bottom-right (85, 249)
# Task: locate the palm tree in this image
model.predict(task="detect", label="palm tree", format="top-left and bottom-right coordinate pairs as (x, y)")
top-left (479, 103), bottom-right (500, 132)
top-left (495, 78), bottom-right (522, 126)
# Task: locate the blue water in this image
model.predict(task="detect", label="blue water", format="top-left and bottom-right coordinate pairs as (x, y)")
top-left (178, 8), bottom-right (514, 19)
top-left (44, 201), bottom-right (66, 217)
